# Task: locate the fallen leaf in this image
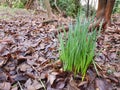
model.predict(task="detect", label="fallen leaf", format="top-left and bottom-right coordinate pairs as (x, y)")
top-left (24, 79), bottom-right (32, 88)
top-left (56, 79), bottom-right (65, 89)
top-left (48, 74), bottom-right (56, 85)
top-left (113, 72), bottom-right (120, 78)
top-left (14, 74), bottom-right (29, 82)
top-left (95, 78), bottom-right (112, 90)
top-left (67, 77), bottom-right (79, 90)
top-left (32, 80), bottom-right (43, 89)
top-left (0, 70), bottom-right (7, 81)
top-left (0, 57), bottom-right (7, 67)
top-left (27, 85), bottom-right (36, 90)
top-left (11, 85), bottom-right (18, 90)
top-left (19, 63), bottom-right (31, 72)
top-left (40, 43), bottom-right (45, 50)
top-left (0, 82), bottom-right (11, 90)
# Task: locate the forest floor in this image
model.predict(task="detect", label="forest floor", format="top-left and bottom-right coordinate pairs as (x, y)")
top-left (0, 7), bottom-right (120, 90)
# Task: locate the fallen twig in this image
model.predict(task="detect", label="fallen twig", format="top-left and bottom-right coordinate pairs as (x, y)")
top-left (42, 19), bottom-right (58, 25)
top-left (38, 60), bottom-right (62, 72)
top-left (51, 26), bottom-right (69, 37)
top-left (28, 64), bottom-right (46, 90)
top-left (0, 39), bottom-right (11, 43)
top-left (18, 81), bottom-right (23, 90)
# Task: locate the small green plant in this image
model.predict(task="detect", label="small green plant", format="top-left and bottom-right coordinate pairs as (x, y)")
top-left (59, 17), bottom-right (97, 81)
top-left (113, 0), bottom-right (120, 13)
top-left (50, 0), bottom-right (81, 17)
top-left (12, 0), bottom-right (25, 8)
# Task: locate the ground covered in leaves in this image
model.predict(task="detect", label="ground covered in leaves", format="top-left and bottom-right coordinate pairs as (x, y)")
top-left (0, 7), bottom-right (120, 90)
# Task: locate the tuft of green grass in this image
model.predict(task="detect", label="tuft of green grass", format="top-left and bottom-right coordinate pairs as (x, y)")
top-left (59, 17), bottom-right (97, 81)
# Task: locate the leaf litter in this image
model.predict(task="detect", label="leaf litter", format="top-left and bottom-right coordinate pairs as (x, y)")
top-left (0, 9), bottom-right (120, 90)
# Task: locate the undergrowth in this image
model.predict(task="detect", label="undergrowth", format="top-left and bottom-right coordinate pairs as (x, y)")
top-left (59, 17), bottom-right (98, 81)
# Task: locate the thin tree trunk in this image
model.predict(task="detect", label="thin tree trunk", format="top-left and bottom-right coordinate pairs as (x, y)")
top-left (86, 0), bottom-right (89, 17)
top-left (43, 0), bottom-right (53, 18)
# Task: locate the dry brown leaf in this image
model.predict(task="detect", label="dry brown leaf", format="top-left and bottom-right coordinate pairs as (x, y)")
top-left (95, 78), bottom-right (112, 90)
top-left (32, 80), bottom-right (43, 89)
top-left (48, 74), bottom-right (56, 85)
top-left (113, 72), bottom-right (120, 78)
top-left (0, 82), bottom-right (11, 90)
top-left (19, 63), bottom-right (31, 72)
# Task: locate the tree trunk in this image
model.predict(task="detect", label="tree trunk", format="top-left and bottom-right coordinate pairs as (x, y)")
top-left (89, 0), bottom-right (115, 30)
top-left (43, 0), bottom-right (53, 18)
top-left (86, 0), bottom-right (89, 17)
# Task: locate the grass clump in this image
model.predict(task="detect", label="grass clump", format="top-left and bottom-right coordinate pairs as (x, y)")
top-left (59, 18), bottom-right (97, 80)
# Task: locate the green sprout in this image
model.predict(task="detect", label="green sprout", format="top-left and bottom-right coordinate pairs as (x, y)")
top-left (59, 17), bottom-right (98, 81)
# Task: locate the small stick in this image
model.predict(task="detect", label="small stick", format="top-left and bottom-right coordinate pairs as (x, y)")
top-left (28, 64), bottom-right (46, 90)
top-left (18, 81), bottom-right (23, 90)
top-left (0, 39), bottom-right (11, 43)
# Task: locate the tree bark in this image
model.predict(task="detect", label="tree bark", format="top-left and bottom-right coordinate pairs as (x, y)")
top-left (43, 0), bottom-right (53, 18)
top-left (89, 0), bottom-right (115, 31)
top-left (86, 0), bottom-right (90, 17)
